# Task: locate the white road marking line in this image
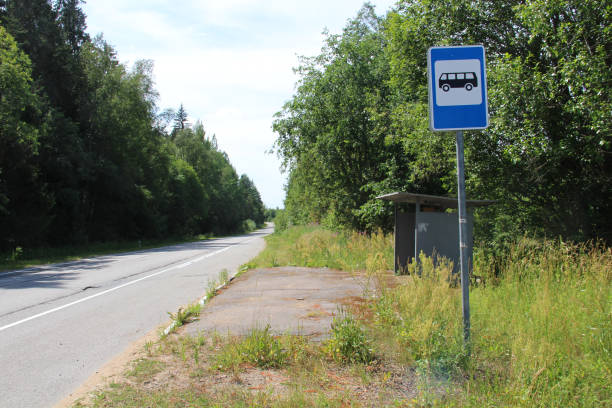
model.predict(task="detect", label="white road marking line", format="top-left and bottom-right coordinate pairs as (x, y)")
top-left (175, 261), bottom-right (193, 269)
top-left (0, 238), bottom-right (253, 333)
top-left (161, 237), bottom-right (260, 336)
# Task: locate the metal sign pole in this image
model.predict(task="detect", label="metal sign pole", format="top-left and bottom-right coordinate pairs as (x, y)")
top-left (455, 130), bottom-right (471, 348)
top-left (428, 45), bottom-right (487, 353)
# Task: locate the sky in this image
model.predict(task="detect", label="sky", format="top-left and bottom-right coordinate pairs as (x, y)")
top-left (82, 0), bottom-right (397, 209)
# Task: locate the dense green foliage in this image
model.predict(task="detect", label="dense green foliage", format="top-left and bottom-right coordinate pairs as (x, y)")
top-left (264, 207), bottom-right (278, 221)
top-left (274, 1), bottom-right (611, 243)
top-left (0, 1), bottom-right (265, 251)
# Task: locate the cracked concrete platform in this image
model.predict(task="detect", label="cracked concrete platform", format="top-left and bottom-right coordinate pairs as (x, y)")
top-left (181, 267), bottom-right (367, 341)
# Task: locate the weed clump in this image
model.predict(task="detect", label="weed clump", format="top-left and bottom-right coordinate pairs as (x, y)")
top-left (325, 310), bottom-right (374, 364)
top-left (216, 325), bottom-right (288, 370)
top-left (126, 358), bottom-right (166, 383)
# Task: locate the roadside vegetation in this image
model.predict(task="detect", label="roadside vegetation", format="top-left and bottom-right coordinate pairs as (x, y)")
top-left (79, 323), bottom-right (411, 408)
top-left (0, 221), bottom-right (262, 272)
top-left (262, 227), bottom-right (612, 407)
top-left (0, 235), bottom-right (210, 272)
top-left (79, 226), bottom-right (611, 407)
top-left (1, 1), bottom-right (266, 256)
top-left (246, 224), bottom-right (393, 272)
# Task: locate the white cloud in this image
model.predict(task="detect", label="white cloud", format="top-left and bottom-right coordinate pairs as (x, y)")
top-left (83, 0), bottom-right (396, 208)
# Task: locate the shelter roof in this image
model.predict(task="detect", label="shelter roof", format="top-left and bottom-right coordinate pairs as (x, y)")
top-left (377, 192), bottom-right (495, 210)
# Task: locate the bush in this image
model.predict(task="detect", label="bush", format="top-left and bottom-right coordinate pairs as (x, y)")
top-left (242, 219), bottom-right (256, 232)
top-left (325, 310), bottom-right (374, 364)
top-left (273, 210), bottom-right (289, 233)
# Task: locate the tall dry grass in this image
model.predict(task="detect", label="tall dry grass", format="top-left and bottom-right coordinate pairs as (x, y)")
top-left (250, 224), bottom-right (393, 273)
top-left (464, 238), bottom-right (612, 407)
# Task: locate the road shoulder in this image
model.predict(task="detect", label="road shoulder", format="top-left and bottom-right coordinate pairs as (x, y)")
top-left (182, 266), bottom-right (367, 341)
top-left (56, 266), bottom-right (368, 407)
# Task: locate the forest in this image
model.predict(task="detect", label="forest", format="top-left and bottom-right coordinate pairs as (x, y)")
top-left (273, 0), bottom-right (611, 245)
top-left (0, 0), bottom-right (265, 252)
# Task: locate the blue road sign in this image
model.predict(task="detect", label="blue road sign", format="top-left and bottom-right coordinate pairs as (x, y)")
top-left (428, 45), bottom-right (489, 131)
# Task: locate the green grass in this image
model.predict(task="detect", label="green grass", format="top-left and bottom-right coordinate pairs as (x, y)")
top-left (126, 358), bottom-right (166, 383)
top-left (215, 325), bottom-right (289, 371)
top-left (166, 304), bottom-right (201, 331)
top-left (82, 383), bottom-right (359, 408)
top-left (254, 226), bottom-right (612, 407)
top-left (79, 329), bottom-right (372, 407)
top-left (82, 384), bottom-right (212, 408)
top-left (204, 268), bottom-right (232, 300)
top-left (461, 239), bottom-right (612, 407)
top-left (164, 269), bottom-right (234, 335)
top-left (250, 225), bottom-right (393, 273)
top-left (0, 234), bottom-right (214, 272)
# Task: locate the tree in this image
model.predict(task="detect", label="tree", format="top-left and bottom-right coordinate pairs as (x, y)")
top-left (174, 103), bottom-right (189, 131)
top-left (468, 0), bottom-right (612, 242)
top-left (0, 2), bottom-right (267, 247)
top-left (0, 26), bottom-right (51, 249)
top-left (274, 4), bottom-right (397, 230)
top-left (275, 0), bottom-right (611, 243)
top-left (1, 0), bottom-right (81, 117)
top-left (383, 0), bottom-right (611, 242)
top-left (1, 0), bottom-right (94, 244)
top-left (173, 121), bottom-right (262, 234)
top-left (54, 0), bottom-right (89, 55)
top-left (238, 174), bottom-right (266, 226)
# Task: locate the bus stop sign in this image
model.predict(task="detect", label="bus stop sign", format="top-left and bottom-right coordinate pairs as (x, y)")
top-left (428, 45), bottom-right (489, 131)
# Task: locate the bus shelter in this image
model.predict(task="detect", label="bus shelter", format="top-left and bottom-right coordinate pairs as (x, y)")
top-left (377, 192), bottom-right (494, 274)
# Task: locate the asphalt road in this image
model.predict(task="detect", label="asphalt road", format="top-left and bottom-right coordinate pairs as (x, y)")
top-left (0, 226), bottom-right (271, 408)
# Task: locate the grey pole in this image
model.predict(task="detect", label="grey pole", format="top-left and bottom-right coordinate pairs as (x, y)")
top-left (455, 130), bottom-right (471, 348)
top-left (394, 203), bottom-right (398, 274)
top-left (415, 201), bottom-right (420, 275)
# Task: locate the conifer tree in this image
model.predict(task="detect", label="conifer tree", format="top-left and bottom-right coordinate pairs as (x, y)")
top-left (174, 104), bottom-right (189, 130)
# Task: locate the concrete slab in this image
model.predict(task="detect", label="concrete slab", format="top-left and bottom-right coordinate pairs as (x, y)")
top-left (181, 267), bottom-right (367, 341)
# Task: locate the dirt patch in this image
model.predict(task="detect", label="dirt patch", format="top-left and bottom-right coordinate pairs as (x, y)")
top-left (68, 331), bottom-right (420, 407)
